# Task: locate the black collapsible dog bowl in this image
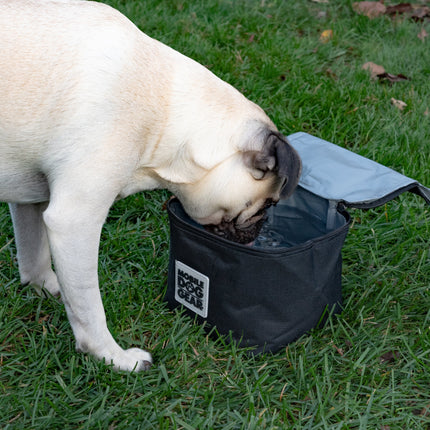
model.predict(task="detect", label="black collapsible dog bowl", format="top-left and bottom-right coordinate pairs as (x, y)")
top-left (165, 132), bottom-right (430, 353)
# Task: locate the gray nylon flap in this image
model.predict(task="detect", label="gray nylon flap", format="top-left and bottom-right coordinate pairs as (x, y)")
top-left (287, 132), bottom-right (430, 207)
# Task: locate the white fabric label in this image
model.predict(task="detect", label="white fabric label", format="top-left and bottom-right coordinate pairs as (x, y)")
top-left (175, 260), bottom-right (209, 318)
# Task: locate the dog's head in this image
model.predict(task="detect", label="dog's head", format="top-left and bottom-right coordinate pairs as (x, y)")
top-left (173, 129), bottom-right (301, 240)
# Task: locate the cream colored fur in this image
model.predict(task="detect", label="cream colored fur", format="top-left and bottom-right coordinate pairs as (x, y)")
top-left (0, 0), bottom-right (299, 371)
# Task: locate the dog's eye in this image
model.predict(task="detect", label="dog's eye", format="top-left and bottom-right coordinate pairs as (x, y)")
top-left (245, 200), bottom-right (252, 208)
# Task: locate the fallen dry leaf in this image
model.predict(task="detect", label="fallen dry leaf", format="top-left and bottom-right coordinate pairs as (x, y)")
top-left (377, 72), bottom-right (409, 83)
top-left (410, 6), bottom-right (430, 22)
top-left (362, 61), bottom-right (386, 79)
top-left (385, 3), bottom-right (430, 21)
top-left (418, 28), bottom-right (428, 41)
top-left (385, 3), bottom-right (414, 16)
top-left (320, 29), bottom-right (333, 43)
top-left (380, 350), bottom-right (401, 363)
top-left (390, 98), bottom-right (407, 110)
top-left (352, 1), bottom-right (387, 18)
top-left (353, 2), bottom-right (430, 21)
top-left (362, 62), bottom-right (409, 84)
top-left (330, 341), bottom-right (344, 356)
top-left (424, 107), bottom-right (429, 116)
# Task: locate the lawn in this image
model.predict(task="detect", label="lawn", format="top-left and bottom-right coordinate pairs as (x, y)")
top-left (1, 0), bottom-right (429, 428)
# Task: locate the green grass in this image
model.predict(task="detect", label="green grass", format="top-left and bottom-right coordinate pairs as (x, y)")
top-left (1, 0), bottom-right (429, 428)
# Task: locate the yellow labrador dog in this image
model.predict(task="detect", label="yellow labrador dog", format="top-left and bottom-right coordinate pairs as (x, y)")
top-left (0, 0), bottom-right (301, 371)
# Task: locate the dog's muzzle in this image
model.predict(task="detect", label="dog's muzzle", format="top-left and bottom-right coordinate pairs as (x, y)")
top-left (204, 198), bottom-right (276, 244)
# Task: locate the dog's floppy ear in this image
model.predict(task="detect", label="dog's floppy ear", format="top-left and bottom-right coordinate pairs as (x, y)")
top-left (244, 132), bottom-right (302, 194)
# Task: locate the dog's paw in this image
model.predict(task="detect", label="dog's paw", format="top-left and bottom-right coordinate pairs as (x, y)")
top-left (111, 347), bottom-right (153, 372)
top-left (41, 281), bottom-right (61, 299)
top-left (28, 270), bottom-right (61, 298)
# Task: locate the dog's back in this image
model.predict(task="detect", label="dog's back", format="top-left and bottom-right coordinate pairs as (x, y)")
top-left (0, 0), bottom-right (167, 203)
top-left (0, 0), bottom-right (141, 141)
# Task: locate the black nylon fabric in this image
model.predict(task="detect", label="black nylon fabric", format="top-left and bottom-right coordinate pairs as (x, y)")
top-left (166, 193), bottom-right (351, 354)
top-left (164, 132), bottom-right (430, 354)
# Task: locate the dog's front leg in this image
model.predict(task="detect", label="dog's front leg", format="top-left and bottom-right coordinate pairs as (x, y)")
top-left (42, 181), bottom-right (152, 372)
